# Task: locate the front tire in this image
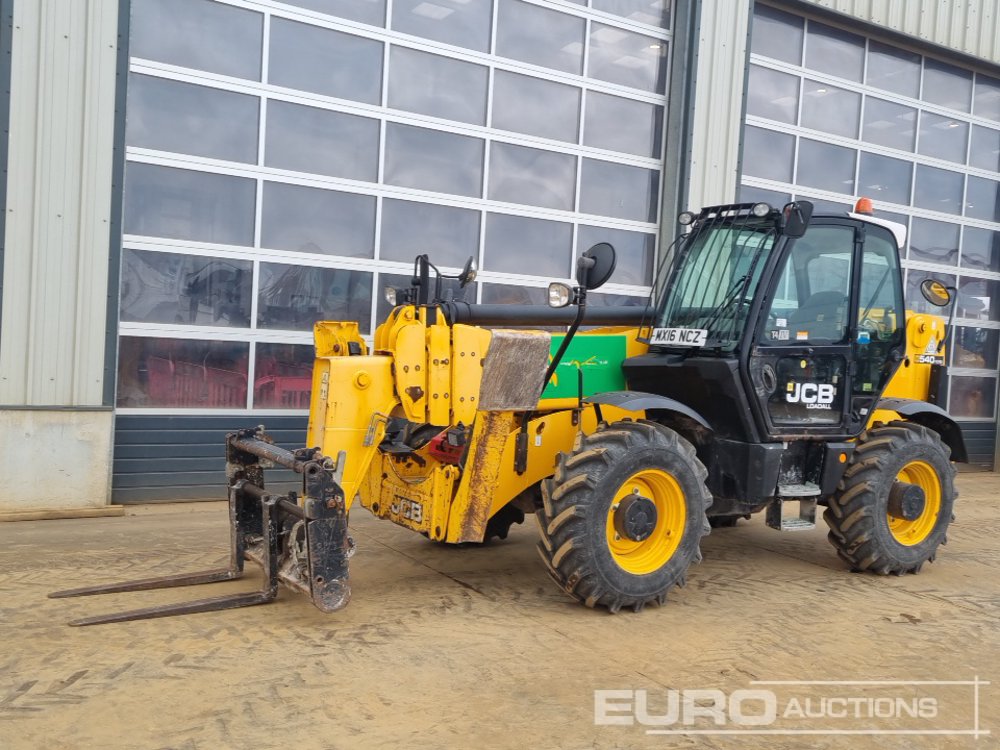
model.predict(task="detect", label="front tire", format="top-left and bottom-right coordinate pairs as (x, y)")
top-left (536, 420), bottom-right (711, 613)
top-left (824, 421), bottom-right (957, 575)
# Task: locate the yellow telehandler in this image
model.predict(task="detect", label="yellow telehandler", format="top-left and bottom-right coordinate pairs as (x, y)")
top-left (52, 199), bottom-right (966, 625)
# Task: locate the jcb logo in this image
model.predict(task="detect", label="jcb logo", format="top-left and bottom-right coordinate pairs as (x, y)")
top-left (786, 382), bottom-right (835, 410)
top-left (390, 495), bottom-right (423, 524)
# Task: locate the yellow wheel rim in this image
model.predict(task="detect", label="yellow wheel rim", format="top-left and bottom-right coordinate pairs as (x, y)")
top-left (606, 468), bottom-right (687, 574)
top-left (888, 460), bottom-right (942, 546)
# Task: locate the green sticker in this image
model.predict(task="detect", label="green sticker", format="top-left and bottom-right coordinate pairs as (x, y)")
top-left (540, 334), bottom-right (627, 399)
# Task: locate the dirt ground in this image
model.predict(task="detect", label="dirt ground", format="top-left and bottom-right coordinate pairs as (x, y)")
top-left (1, 474), bottom-right (997, 750)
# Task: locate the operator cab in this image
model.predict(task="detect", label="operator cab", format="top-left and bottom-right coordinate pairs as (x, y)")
top-left (627, 199), bottom-right (913, 444)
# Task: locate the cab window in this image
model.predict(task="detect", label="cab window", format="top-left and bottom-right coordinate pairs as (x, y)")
top-left (760, 225), bottom-right (855, 345)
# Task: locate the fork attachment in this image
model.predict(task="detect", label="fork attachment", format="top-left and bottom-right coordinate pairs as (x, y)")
top-left (48, 427), bottom-right (351, 626)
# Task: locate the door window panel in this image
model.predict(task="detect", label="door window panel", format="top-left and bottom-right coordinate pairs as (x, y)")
top-left (862, 97), bottom-right (916, 152)
top-left (131, 0), bottom-right (262, 80)
top-left (381, 199), bottom-right (481, 269)
top-left (488, 143), bottom-right (577, 211)
top-left (388, 47), bottom-right (488, 125)
top-left (269, 19), bottom-right (383, 104)
top-left (261, 183), bottom-right (376, 258)
top-left (126, 74), bottom-right (259, 163)
top-left (796, 139), bottom-right (856, 194)
top-left (952, 327), bottom-right (1000, 370)
top-left (124, 163), bottom-right (256, 246)
top-left (961, 228), bottom-right (1000, 271)
top-left (854, 227), bottom-right (905, 395)
top-left (969, 125), bottom-right (1000, 172)
top-left (913, 165), bottom-right (964, 215)
top-left (958, 277), bottom-right (1000, 322)
top-left (866, 41), bottom-right (920, 98)
top-left (922, 59), bottom-right (973, 113)
top-left (592, 0), bottom-right (671, 28)
top-left (579, 159), bottom-right (658, 222)
top-left (384, 124), bottom-right (484, 197)
top-left (484, 213), bottom-right (573, 277)
top-left (742, 126), bottom-right (794, 183)
top-left (804, 22), bottom-right (864, 82)
top-left (750, 5), bottom-right (803, 65)
top-left (257, 263), bottom-right (373, 333)
top-left (282, 0), bottom-right (385, 26)
top-left (588, 23), bottom-right (667, 93)
top-left (746, 65), bottom-right (799, 125)
top-left (116, 337), bottom-right (249, 409)
top-left (759, 225), bottom-right (854, 345)
top-left (253, 343), bottom-right (316, 410)
top-left (974, 74), bottom-right (1000, 122)
top-left (909, 218), bottom-right (959, 266)
top-left (918, 112), bottom-right (969, 164)
top-left (858, 153), bottom-right (912, 207)
top-left (965, 177), bottom-right (1000, 223)
top-left (497, 0), bottom-right (585, 75)
top-left (800, 80), bottom-right (860, 138)
top-left (585, 92), bottom-right (663, 158)
top-left (492, 71), bottom-right (580, 143)
top-left (120, 249), bottom-right (252, 327)
top-left (391, 0), bottom-right (493, 52)
top-left (265, 101), bottom-right (379, 182)
top-left (950, 375), bottom-right (997, 418)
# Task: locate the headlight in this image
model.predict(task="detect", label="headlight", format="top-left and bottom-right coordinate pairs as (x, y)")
top-left (384, 286), bottom-right (397, 306)
top-left (751, 202), bottom-right (771, 217)
top-left (677, 211), bottom-right (696, 226)
top-left (547, 282), bottom-right (573, 308)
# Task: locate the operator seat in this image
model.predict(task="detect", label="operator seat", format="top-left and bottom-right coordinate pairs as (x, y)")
top-left (787, 290), bottom-right (848, 341)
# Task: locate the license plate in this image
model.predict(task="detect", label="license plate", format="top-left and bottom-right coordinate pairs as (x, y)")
top-left (650, 327), bottom-right (707, 346)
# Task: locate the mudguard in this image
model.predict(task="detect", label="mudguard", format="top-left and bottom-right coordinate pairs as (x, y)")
top-left (586, 391), bottom-right (712, 431)
top-left (876, 397), bottom-right (968, 463)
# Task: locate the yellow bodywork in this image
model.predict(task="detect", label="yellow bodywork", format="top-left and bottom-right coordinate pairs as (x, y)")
top-left (305, 306), bottom-right (641, 543)
top-left (868, 310), bottom-right (947, 427)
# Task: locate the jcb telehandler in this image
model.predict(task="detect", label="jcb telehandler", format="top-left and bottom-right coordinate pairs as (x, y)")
top-left (52, 199), bottom-right (966, 625)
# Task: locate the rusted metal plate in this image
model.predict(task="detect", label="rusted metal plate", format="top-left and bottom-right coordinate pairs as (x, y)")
top-left (478, 330), bottom-right (551, 411)
top-left (448, 410), bottom-right (516, 543)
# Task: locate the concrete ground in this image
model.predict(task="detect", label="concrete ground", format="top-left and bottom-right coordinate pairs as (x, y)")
top-left (1, 475), bottom-right (997, 750)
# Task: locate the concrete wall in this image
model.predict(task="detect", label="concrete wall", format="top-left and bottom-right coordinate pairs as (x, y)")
top-left (0, 0), bottom-right (120, 512)
top-left (0, 410), bottom-right (113, 511)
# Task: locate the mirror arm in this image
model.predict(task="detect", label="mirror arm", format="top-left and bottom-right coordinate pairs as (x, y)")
top-left (938, 286), bottom-right (959, 353)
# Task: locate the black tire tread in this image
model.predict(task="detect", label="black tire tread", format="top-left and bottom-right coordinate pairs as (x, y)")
top-left (536, 420), bottom-right (711, 613)
top-left (824, 420), bottom-right (957, 575)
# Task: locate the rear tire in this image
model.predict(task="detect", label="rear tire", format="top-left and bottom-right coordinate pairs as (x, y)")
top-left (536, 420), bottom-right (711, 613)
top-left (824, 421), bottom-right (956, 575)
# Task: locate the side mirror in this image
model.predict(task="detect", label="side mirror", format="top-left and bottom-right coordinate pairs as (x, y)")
top-left (919, 278), bottom-right (952, 307)
top-left (458, 256), bottom-right (477, 288)
top-left (781, 200), bottom-right (814, 238)
top-left (547, 282), bottom-right (573, 308)
top-left (576, 242), bottom-right (617, 291)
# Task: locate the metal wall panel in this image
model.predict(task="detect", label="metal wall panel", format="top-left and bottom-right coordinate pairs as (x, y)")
top-left (802, 0), bottom-right (1000, 65)
top-left (0, 0), bottom-right (118, 406)
top-left (686, 0), bottom-right (753, 209)
top-left (112, 415), bottom-right (306, 503)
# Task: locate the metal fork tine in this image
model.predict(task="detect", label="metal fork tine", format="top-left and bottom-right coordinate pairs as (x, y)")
top-left (68, 590), bottom-right (274, 627)
top-left (48, 568), bottom-right (240, 599)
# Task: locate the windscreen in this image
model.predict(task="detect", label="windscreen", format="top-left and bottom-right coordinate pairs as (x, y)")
top-left (653, 219), bottom-right (779, 351)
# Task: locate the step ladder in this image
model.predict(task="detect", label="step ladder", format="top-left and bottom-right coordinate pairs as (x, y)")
top-left (766, 483), bottom-right (820, 531)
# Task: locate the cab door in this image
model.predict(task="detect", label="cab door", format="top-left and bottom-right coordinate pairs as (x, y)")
top-left (748, 219), bottom-right (905, 438)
